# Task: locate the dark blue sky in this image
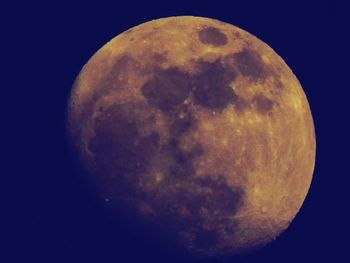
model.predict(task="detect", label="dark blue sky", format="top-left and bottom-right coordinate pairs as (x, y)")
top-left (9, 0), bottom-right (350, 262)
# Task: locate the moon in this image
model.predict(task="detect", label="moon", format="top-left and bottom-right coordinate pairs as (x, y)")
top-left (67, 16), bottom-right (316, 259)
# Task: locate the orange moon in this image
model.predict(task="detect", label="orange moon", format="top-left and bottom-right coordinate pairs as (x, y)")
top-left (67, 16), bottom-right (316, 258)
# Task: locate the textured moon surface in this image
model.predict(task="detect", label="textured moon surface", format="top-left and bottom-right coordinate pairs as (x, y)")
top-left (67, 16), bottom-right (316, 258)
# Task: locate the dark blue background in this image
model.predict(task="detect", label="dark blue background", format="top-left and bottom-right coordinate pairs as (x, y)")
top-left (11, 0), bottom-right (350, 262)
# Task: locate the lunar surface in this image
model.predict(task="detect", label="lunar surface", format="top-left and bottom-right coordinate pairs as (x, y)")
top-left (67, 16), bottom-right (316, 258)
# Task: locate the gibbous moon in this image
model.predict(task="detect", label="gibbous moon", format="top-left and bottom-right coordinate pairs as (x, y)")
top-left (67, 16), bottom-right (316, 258)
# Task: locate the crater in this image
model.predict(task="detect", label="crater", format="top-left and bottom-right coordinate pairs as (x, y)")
top-left (198, 26), bottom-right (228, 46)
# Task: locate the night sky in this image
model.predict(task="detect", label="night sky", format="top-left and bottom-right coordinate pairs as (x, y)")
top-left (9, 0), bottom-right (350, 262)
